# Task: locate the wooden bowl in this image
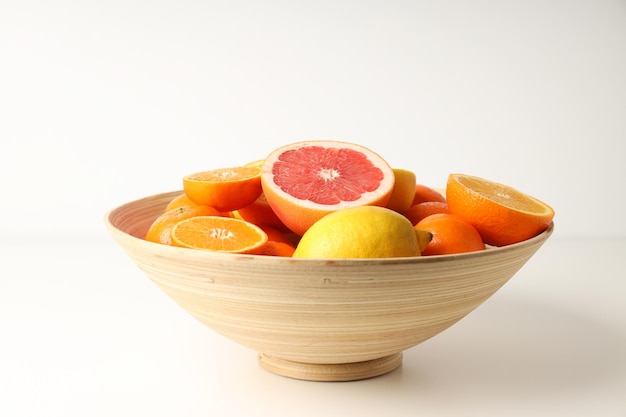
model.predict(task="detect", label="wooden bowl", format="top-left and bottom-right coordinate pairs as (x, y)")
top-left (105, 191), bottom-right (553, 381)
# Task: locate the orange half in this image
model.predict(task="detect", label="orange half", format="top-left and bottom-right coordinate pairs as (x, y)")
top-left (446, 173), bottom-right (555, 246)
top-left (183, 166), bottom-right (262, 212)
top-left (170, 215), bottom-right (268, 253)
top-left (145, 205), bottom-right (221, 245)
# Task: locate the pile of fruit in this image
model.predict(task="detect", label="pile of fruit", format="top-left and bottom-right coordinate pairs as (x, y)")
top-left (145, 140), bottom-right (555, 258)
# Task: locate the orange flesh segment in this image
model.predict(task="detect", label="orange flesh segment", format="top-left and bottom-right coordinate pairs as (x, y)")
top-left (457, 175), bottom-right (552, 214)
top-left (171, 216), bottom-right (267, 253)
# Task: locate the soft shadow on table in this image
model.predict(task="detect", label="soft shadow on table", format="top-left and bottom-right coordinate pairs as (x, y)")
top-left (215, 293), bottom-right (625, 414)
top-left (392, 295), bottom-right (625, 391)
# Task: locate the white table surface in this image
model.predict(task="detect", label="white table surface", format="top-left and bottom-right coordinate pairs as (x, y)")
top-left (2, 235), bottom-right (625, 416)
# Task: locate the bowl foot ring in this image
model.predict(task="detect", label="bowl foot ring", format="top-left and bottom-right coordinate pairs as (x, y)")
top-left (258, 352), bottom-right (402, 382)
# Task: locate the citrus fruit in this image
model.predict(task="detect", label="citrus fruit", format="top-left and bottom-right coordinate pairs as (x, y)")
top-left (414, 227), bottom-right (434, 253)
top-left (446, 173), bottom-right (555, 246)
top-left (261, 140), bottom-right (395, 236)
top-left (415, 213), bottom-right (485, 256)
top-left (412, 184), bottom-right (446, 206)
top-left (232, 193), bottom-right (289, 231)
top-left (164, 193), bottom-right (202, 212)
top-left (255, 240), bottom-right (296, 257)
top-left (244, 159), bottom-right (265, 168)
top-left (292, 206), bottom-right (429, 259)
top-left (386, 168), bottom-right (417, 213)
top-left (256, 224), bottom-right (294, 246)
top-left (170, 216), bottom-right (268, 253)
top-left (403, 201), bottom-right (450, 225)
top-left (183, 166), bottom-right (263, 212)
top-left (145, 205), bottom-right (220, 245)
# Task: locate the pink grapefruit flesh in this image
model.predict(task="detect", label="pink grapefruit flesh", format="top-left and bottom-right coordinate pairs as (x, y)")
top-left (261, 141), bottom-right (395, 235)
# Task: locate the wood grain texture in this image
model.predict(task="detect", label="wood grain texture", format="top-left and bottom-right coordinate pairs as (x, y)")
top-left (105, 191), bottom-right (553, 381)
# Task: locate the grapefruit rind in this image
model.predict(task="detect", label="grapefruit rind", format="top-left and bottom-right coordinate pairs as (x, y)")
top-left (261, 141), bottom-right (395, 236)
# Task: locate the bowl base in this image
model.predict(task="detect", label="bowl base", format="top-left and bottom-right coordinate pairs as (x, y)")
top-left (257, 352), bottom-right (402, 381)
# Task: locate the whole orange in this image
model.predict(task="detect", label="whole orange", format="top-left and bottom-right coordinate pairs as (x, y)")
top-left (415, 213), bottom-right (485, 256)
top-left (412, 184), bottom-right (446, 206)
top-left (403, 201), bottom-right (450, 225)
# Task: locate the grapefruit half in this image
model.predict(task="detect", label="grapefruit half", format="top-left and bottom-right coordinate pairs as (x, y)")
top-left (261, 140), bottom-right (395, 235)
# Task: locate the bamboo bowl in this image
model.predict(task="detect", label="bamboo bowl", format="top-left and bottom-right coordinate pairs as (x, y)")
top-left (105, 191), bottom-right (553, 382)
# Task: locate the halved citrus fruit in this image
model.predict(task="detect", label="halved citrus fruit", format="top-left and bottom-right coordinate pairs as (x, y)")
top-left (446, 173), bottom-right (555, 246)
top-left (183, 166), bottom-right (262, 212)
top-left (145, 205), bottom-right (221, 245)
top-left (170, 216), bottom-right (268, 253)
top-left (261, 140), bottom-right (395, 235)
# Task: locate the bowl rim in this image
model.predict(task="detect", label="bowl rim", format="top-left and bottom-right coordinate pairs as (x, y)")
top-left (104, 190), bottom-right (554, 266)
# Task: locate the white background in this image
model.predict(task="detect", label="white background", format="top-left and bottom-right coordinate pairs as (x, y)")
top-left (2, 1), bottom-right (626, 417)
top-left (1, 0), bottom-right (625, 242)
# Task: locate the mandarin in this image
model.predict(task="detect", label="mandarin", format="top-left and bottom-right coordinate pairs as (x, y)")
top-left (256, 224), bottom-right (294, 246)
top-left (164, 193), bottom-right (201, 212)
top-left (403, 201), bottom-right (450, 226)
top-left (255, 240), bottom-right (296, 257)
top-left (412, 184), bottom-right (446, 206)
top-left (232, 193), bottom-right (289, 231)
top-left (416, 213), bottom-right (485, 256)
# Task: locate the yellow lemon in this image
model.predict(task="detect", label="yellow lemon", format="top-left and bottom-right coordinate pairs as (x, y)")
top-left (293, 206), bottom-right (432, 259)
